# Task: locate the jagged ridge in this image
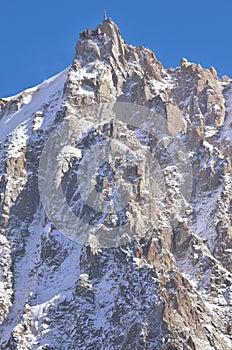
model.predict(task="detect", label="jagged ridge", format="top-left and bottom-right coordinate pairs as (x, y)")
top-left (0, 18), bottom-right (231, 349)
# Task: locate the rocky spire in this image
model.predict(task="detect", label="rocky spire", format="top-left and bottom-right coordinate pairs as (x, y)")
top-left (0, 15), bottom-right (232, 350)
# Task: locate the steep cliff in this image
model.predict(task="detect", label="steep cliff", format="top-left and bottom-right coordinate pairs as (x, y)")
top-left (0, 18), bottom-right (231, 349)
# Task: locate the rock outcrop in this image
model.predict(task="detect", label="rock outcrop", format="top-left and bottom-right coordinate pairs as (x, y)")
top-left (0, 18), bottom-right (231, 349)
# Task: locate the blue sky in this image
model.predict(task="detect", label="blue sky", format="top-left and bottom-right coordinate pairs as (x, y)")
top-left (0, 0), bottom-right (231, 97)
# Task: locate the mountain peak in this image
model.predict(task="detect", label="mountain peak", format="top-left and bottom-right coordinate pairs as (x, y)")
top-left (1, 15), bottom-right (232, 350)
top-left (76, 17), bottom-right (127, 66)
top-left (79, 17), bottom-right (122, 43)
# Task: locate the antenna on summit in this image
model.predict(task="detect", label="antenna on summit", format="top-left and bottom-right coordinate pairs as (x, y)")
top-left (104, 10), bottom-right (107, 21)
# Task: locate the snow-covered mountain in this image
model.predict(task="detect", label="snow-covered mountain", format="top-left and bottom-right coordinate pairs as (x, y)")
top-left (0, 17), bottom-right (232, 349)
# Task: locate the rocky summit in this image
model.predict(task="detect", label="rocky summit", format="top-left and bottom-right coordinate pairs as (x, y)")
top-left (0, 17), bottom-right (232, 350)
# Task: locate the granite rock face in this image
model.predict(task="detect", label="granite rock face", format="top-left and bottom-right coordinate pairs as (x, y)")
top-left (0, 19), bottom-right (232, 349)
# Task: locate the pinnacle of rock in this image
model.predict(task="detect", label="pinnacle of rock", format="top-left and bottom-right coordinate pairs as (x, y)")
top-left (0, 18), bottom-right (232, 350)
